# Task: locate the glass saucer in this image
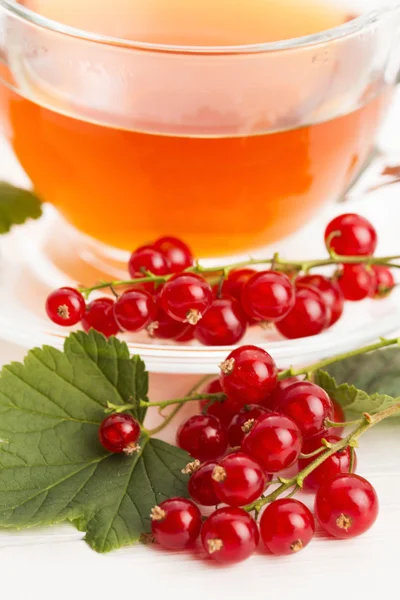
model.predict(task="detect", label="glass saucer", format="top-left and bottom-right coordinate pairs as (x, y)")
top-left (0, 186), bottom-right (399, 374)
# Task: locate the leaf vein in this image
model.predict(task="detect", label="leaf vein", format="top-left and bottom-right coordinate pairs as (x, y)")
top-left (0, 397), bottom-right (100, 425)
top-left (2, 457), bottom-right (106, 511)
top-left (95, 439), bottom-right (149, 551)
top-left (71, 337), bottom-right (126, 407)
top-left (29, 353), bottom-right (107, 411)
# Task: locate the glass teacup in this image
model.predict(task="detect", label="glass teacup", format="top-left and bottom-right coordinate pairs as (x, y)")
top-left (0, 0), bottom-right (400, 260)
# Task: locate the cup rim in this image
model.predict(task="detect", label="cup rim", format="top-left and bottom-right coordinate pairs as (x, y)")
top-left (0, 1), bottom-right (399, 54)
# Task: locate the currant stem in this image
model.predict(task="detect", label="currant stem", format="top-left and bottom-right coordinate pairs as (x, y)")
top-left (285, 485), bottom-right (301, 500)
top-left (324, 418), bottom-right (362, 429)
top-left (147, 404), bottom-right (183, 437)
top-left (349, 447), bottom-right (356, 473)
top-left (244, 403), bottom-right (400, 514)
top-left (140, 392), bottom-right (226, 410)
top-left (79, 276), bottom-right (166, 298)
top-left (79, 254), bottom-right (400, 296)
top-left (105, 377), bottom-right (216, 435)
top-left (278, 336), bottom-right (399, 380)
top-left (129, 337), bottom-right (400, 414)
top-left (299, 445), bottom-right (328, 460)
top-left (147, 374), bottom-right (214, 436)
top-left (105, 402), bottom-right (136, 414)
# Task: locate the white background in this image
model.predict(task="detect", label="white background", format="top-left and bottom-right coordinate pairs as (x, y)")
top-left (2, 2), bottom-right (400, 598)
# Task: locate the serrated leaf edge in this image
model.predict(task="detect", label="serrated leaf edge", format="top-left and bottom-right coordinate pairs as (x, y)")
top-left (315, 369), bottom-right (400, 415)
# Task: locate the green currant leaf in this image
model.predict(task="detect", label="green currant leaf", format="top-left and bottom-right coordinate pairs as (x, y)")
top-left (64, 330), bottom-right (148, 421)
top-left (0, 182), bottom-right (42, 234)
top-left (314, 348), bottom-right (400, 415)
top-left (0, 330), bottom-right (189, 553)
top-left (132, 354), bottom-right (149, 423)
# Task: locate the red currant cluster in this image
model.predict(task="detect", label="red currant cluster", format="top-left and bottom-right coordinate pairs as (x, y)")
top-left (45, 236), bottom-right (196, 340)
top-left (98, 344), bottom-right (378, 565)
top-left (45, 213), bottom-right (395, 346)
top-left (325, 213), bottom-right (393, 301)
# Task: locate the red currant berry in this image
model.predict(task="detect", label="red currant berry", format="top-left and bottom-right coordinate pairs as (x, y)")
top-left (135, 244), bottom-right (155, 253)
top-left (296, 274), bottom-right (344, 327)
top-left (220, 345), bottom-right (278, 407)
top-left (315, 474), bottom-right (378, 538)
top-left (98, 413), bottom-right (141, 454)
top-left (220, 269), bottom-right (257, 301)
top-left (199, 400), bottom-right (238, 429)
top-left (327, 400), bottom-right (345, 436)
top-left (242, 413), bottom-right (302, 472)
top-left (241, 270), bottom-right (295, 322)
top-left (128, 247), bottom-right (170, 279)
top-left (176, 415), bottom-right (228, 461)
top-left (147, 299), bottom-right (190, 340)
top-left (153, 236), bottom-right (194, 273)
top-left (299, 435), bottom-right (356, 490)
top-left (337, 264), bottom-right (376, 301)
top-left (369, 265), bottom-right (395, 299)
top-left (201, 507), bottom-right (259, 564)
top-left (275, 381), bottom-right (333, 440)
top-left (175, 325), bottom-right (195, 342)
top-left (325, 213), bottom-right (377, 257)
top-left (275, 286), bottom-right (330, 339)
top-left (161, 273), bottom-right (213, 325)
top-left (187, 460), bottom-right (220, 506)
top-left (202, 378), bottom-right (223, 395)
top-left (128, 271), bottom-right (156, 294)
top-left (46, 287), bottom-right (86, 327)
top-left (82, 297), bottom-right (120, 338)
top-left (227, 405), bottom-right (270, 447)
top-left (113, 289), bottom-right (156, 332)
top-left (150, 498), bottom-right (202, 550)
top-left (212, 451), bottom-right (267, 507)
top-left (260, 499), bottom-right (315, 555)
top-left (265, 375), bottom-right (302, 410)
top-left (200, 379), bottom-right (238, 428)
top-left (194, 297), bottom-right (247, 346)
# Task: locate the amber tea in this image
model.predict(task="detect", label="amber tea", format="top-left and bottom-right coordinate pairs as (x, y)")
top-left (0, 0), bottom-right (393, 255)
